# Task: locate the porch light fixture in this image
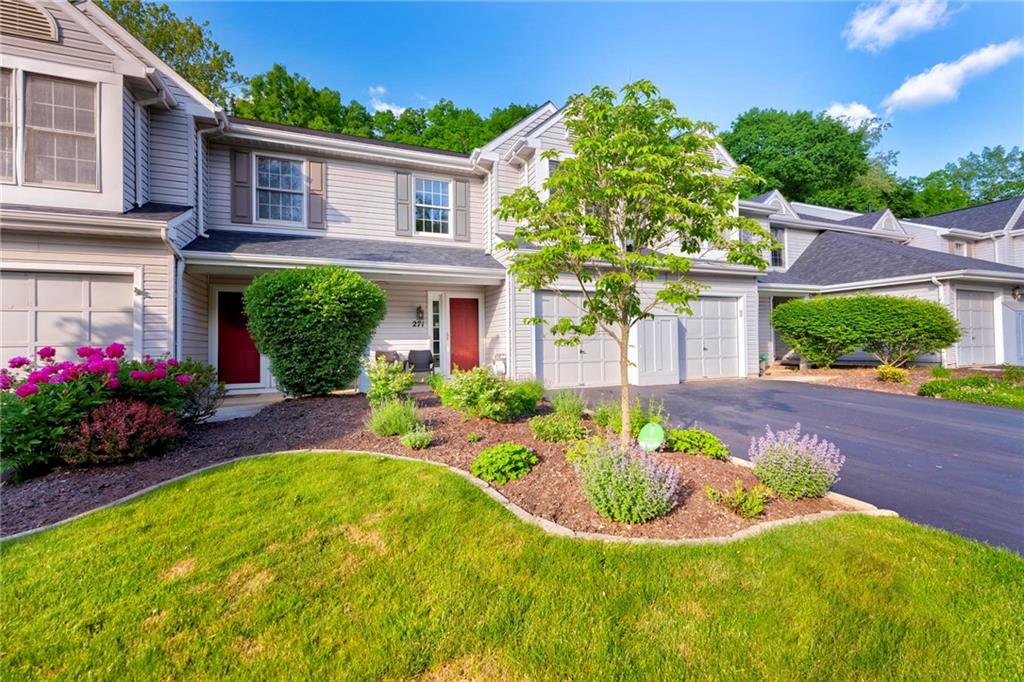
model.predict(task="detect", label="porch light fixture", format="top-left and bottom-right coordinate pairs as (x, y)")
top-left (415, 305), bottom-right (425, 322)
top-left (1013, 286), bottom-right (1022, 302)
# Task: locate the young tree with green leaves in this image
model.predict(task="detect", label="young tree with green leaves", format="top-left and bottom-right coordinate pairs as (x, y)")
top-left (98, 0), bottom-right (239, 108)
top-left (497, 81), bottom-right (772, 446)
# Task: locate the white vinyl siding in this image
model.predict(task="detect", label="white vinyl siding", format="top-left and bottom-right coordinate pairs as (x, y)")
top-left (0, 0), bottom-right (118, 72)
top-left (180, 269), bottom-right (209, 363)
top-left (122, 87), bottom-right (135, 209)
top-left (784, 228), bottom-right (820, 267)
top-left (23, 74), bottom-right (97, 188)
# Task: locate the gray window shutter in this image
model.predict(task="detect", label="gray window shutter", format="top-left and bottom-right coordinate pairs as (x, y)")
top-left (453, 179), bottom-right (469, 242)
top-left (395, 171), bottom-right (412, 236)
top-left (230, 150), bottom-right (252, 224)
top-left (307, 160), bottom-right (326, 229)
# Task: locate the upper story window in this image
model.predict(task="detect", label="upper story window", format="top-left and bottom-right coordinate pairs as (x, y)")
top-left (0, 69), bottom-right (12, 182)
top-left (255, 155), bottom-right (305, 224)
top-left (415, 177), bottom-right (450, 235)
top-left (950, 240), bottom-right (972, 258)
top-left (24, 74), bottom-right (97, 188)
top-left (770, 227), bottom-right (785, 267)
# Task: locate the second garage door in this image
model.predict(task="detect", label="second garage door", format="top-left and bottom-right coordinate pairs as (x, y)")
top-left (955, 289), bottom-right (996, 366)
top-left (536, 291), bottom-right (619, 388)
top-left (1, 270), bottom-right (135, 361)
top-left (681, 297), bottom-right (740, 380)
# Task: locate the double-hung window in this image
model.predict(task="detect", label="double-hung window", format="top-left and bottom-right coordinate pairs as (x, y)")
top-left (24, 74), bottom-right (97, 188)
top-left (0, 69), bottom-right (12, 182)
top-left (770, 227), bottom-right (785, 267)
top-left (256, 155), bottom-right (305, 224)
top-left (414, 177), bottom-right (451, 235)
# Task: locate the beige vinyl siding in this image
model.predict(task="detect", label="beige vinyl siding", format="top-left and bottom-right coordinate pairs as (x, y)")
top-left (122, 89), bottom-right (136, 210)
top-left (0, 233), bottom-right (173, 356)
top-left (534, 117), bottom-right (572, 154)
top-left (1012, 236), bottom-right (1024, 267)
top-left (482, 280), bottom-right (507, 367)
top-left (495, 158), bottom-right (521, 236)
top-left (785, 228), bottom-right (820, 267)
top-left (180, 269), bottom-right (209, 362)
top-left (206, 145), bottom-right (486, 247)
top-left (2, 0), bottom-right (118, 71)
top-left (973, 238), bottom-right (996, 262)
top-left (369, 282), bottom-right (488, 361)
top-left (903, 222), bottom-right (946, 253)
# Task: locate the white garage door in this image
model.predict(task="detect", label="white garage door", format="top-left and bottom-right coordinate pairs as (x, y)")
top-left (536, 291), bottom-right (619, 388)
top-left (0, 271), bottom-right (135, 362)
top-left (955, 289), bottom-right (995, 366)
top-left (681, 297), bottom-right (740, 380)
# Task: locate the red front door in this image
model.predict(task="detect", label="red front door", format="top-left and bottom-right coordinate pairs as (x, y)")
top-left (449, 297), bottom-right (479, 371)
top-left (217, 291), bottom-right (261, 384)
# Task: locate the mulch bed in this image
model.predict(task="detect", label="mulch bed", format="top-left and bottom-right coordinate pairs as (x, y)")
top-left (763, 365), bottom-right (989, 396)
top-left (1, 394), bottom-right (848, 540)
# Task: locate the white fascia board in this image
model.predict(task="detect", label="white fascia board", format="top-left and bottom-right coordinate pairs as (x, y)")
top-left (182, 250), bottom-right (506, 283)
top-left (758, 269), bottom-right (1024, 295)
top-left (789, 201), bottom-right (861, 219)
top-left (738, 200), bottom-right (775, 216)
top-left (944, 228), bottom-right (997, 240)
top-left (0, 207), bottom-right (192, 233)
top-left (221, 126), bottom-right (479, 175)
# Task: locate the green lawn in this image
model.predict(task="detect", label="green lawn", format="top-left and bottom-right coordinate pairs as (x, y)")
top-left (2, 453), bottom-right (1022, 680)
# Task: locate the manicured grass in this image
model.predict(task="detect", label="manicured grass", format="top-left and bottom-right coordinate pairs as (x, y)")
top-left (3, 453), bottom-right (1022, 679)
top-left (918, 375), bottom-right (1024, 409)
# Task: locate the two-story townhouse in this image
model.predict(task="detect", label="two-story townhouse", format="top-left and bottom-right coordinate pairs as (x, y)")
top-left (745, 190), bottom-right (1024, 367)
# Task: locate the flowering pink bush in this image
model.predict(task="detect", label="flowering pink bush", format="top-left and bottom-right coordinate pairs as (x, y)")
top-left (61, 400), bottom-right (184, 465)
top-left (0, 345), bottom-right (220, 475)
top-left (749, 423), bottom-right (845, 499)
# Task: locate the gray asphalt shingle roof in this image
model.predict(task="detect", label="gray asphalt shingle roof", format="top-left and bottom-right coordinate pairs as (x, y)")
top-left (838, 209), bottom-right (887, 228)
top-left (914, 196), bottom-right (1024, 233)
top-left (759, 231), bottom-right (1024, 287)
top-left (1, 202), bottom-right (192, 221)
top-left (184, 230), bottom-right (505, 270)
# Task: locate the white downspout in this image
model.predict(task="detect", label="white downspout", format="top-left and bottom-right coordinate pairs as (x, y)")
top-left (932, 276), bottom-right (948, 367)
top-left (196, 110), bottom-right (229, 238)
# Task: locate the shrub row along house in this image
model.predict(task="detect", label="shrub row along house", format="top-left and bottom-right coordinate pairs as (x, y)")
top-left (2, 0), bottom-right (1023, 399)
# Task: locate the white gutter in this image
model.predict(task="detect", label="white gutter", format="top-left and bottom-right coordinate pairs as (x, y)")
top-left (196, 110), bottom-right (229, 238)
top-left (0, 207), bottom-right (193, 234)
top-left (768, 215), bottom-right (909, 242)
top-left (759, 268), bottom-right (1024, 295)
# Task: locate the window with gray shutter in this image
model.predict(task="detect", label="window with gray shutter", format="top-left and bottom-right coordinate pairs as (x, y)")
top-left (0, 69), bottom-right (12, 182)
top-left (453, 179), bottom-right (469, 241)
top-left (307, 160), bottom-right (326, 228)
top-left (395, 171), bottom-right (412, 236)
top-left (230, 150), bottom-right (252, 223)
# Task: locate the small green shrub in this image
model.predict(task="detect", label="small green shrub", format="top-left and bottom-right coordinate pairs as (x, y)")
top-left (399, 425), bottom-right (433, 450)
top-left (930, 366), bottom-right (952, 379)
top-left (750, 424), bottom-right (844, 500)
top-left (550, 389), bottom-right (586, 418)
top-left (577, 443), bottom-right (680, 524)
top-left (427, 372), bottom-right (445, 393)
top-left (467, 432), bottom-right (482, 443)
top-left (365, 358), bottom-right (415, 406)
top-left (876, 365), bottom-right (910, 384)
top-left (435, 368), bottom-right (541, 422)
top-left (565, 435), bottom-right (607, 464)
top-left (471, 443), bottom-right (538, 485)
top-left (367, 399), bottom-right (419, 436)
top-left (918, 376), bottom-right (1024, 409)
top-left (244, 266), bottom-right (386, 396)
top-left (705, 481), bottom-right (772, 519)
top-left (592, 397), bottom-right (667, 438)
top-left (529, 413), bottom-right (588, 443)
top-left (665, 428), bottom-right (730, 460)
top-left (1002, 364), bottom-right (1024, 384)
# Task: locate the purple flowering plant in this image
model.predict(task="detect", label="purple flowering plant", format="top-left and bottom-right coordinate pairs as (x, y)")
top-left (577, 442), bottom-right (680, 524)
top-left (749, 423), bottom-right (845, 500)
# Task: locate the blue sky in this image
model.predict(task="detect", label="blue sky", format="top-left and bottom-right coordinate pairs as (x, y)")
top-left (168, 1), bottom-right (1023, 177)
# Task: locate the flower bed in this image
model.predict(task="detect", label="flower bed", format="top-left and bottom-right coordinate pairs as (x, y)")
top-left (1, 393), bottom-right (851, 540)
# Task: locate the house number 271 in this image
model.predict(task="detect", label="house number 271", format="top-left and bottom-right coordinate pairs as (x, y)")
top-left (411, 320), bottom-right (424, 327)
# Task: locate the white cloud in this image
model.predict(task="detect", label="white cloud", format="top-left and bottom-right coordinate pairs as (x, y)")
top-left (367, 86), bottom-right (406, 115)
top-left (883, 38), bottom-right (1024, 113)
top-left (824, 101), bottom-right (880, 129)
top-left (844, 0), bottom-right (952, 52)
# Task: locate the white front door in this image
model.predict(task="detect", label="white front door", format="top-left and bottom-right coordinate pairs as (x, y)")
top-left (955, 290), bottom-right (996, 366)
top-left (536, 291), bottom-right (619, 388)
top-left (681, 297), bottom-right (741, 380)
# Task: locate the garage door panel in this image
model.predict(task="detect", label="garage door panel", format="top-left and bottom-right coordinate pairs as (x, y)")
top-left (0, 311), bottom-right (28, 342)
top-left (681, 296), bottom-right (740, 380)
top-left (37, 311), bottom-right (87, 342)
top-left (89, 311), bottom-right (134, 343)
top-left (537, 291), bottom-right (617, 388)
top-left (90, 277), bottom-right (133, 307)
top-left (956, 290), bottom-right (996, 366)
top-left (36, 276), bottom-right (86, 308)
top-left (1, 274), bottom-right (32, 308)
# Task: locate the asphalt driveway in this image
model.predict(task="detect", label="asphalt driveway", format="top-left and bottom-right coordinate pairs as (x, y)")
top-left (584, 379), bottom-right (1024, 553)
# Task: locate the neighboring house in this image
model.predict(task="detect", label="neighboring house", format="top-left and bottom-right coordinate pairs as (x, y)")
top-left (744, 191), bottom-right (1024, 367)
top-left (1, 0), bottom-right (1022, 399)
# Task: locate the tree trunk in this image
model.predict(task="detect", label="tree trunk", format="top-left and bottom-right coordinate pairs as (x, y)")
top-left (618, 325), bottom-right (631, 448)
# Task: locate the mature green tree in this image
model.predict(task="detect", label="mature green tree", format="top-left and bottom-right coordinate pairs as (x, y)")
top-left (484, 103), bottom-right (541, 139)
top-left (943, 146), bottom-right (1024, 204)
top-left (908, 169), bottom-right (973, 216)
top-left (722, 108), bottom-right (875, 204)
top-left (497, 81), bottom-right (771, 446)
top-left (234, 64), bottom-right (343, 131)
top-left (98, 0), bottom-right (239, 107)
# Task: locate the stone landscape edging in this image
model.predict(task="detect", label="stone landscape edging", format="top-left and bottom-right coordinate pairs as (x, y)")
top-left (1, 449), bottom-right (898, 545)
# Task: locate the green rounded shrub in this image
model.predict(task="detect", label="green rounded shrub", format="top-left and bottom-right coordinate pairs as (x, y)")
top-left (365, 359), bottom-right (414, 406)
top-left (528, 413), bottom-right (588, 442)
top-left (876, 365), bottom-right (910, 384)
top-left (665, 428), bottom-right (729, 460)
top-left (244, 266), bottom-right (386, 396)
top-left (367, 399), bottom-right (419, 437)
top-left (470, 443), bottom-right (538, 485)
top-left (399, 425), bottom-right (433, 450)
top-left (435, 368), bottom-right (542, 422)
top-left (771, 298), bottom-right (861, 368)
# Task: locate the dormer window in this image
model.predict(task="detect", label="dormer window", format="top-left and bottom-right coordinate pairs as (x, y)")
top-left (770, 227), bottom-right (785, 267)
top-left (950, 240), bottom-right (973, 257)
top-left (24, 74), bottom-right (97, 189)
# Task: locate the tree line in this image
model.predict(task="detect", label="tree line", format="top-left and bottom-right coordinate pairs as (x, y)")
top-left (100, 0), bottom-right (1023, 218)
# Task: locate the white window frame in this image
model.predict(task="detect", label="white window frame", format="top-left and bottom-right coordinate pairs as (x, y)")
top-left (413, 174), bottom-right (453, 239)
top-left (207, 282), bottom-right (275, 393)
top-left (0, 67), bottom-right (13, 184)
top-left (21, 72), bottom-right (100, 191)
top-left (252, 152), bottom-right (307, 228)
top-left (770, 227), bottom-right (787, 269)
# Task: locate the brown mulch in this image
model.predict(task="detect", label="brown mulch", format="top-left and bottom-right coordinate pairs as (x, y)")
top-left (1, 394), bottom-right (847, 540)
top-left (763, 365), bottom-right (990, 396)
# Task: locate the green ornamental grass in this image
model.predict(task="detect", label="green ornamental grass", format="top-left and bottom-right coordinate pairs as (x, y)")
top-left (367, 399), bottom-right (419, 437)
top-left (1, 453), bottom-right (1021, 679)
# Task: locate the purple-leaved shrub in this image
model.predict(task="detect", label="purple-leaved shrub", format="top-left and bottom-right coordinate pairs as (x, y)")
top-left (749, 423), bottom-right (844, 499)
top-left (577, 443), bottom-right (680, 524)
